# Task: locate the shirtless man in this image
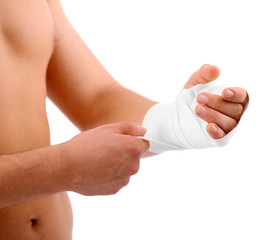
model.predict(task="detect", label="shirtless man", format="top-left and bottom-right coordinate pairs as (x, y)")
top-left (0, 0), bottom-right (249, 239)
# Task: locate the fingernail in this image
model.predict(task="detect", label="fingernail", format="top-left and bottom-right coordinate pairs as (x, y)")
top-left (210, 125), bottom-right (218, 133)
top-left (197, 94), bottom-right (208, 104)
top-left (224, 89), bottom-right (234, 99)
top-left (202, 64), bottom-right (211, 69)
top-left (138, 126), bottom-right (146, 133)
top-left (197, 105), bottom-right (207, 116)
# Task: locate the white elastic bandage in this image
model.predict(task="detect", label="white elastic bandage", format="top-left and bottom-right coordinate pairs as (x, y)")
top-left (141, 83), bottom-right (239, 154)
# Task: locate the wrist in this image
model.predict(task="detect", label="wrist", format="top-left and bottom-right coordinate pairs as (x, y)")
top-left (47, 142), bottom-right (74, 192)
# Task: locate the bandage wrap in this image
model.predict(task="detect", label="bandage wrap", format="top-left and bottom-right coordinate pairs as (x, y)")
top-left (142, 83), bottom-right (238, 153)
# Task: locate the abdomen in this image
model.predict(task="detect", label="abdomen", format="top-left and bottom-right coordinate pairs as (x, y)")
top-left (0, 0), bottom-right (73, 239)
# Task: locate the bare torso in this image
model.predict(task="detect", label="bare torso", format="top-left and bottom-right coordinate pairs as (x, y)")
top-left (0, 0), bottom-right (73, 239)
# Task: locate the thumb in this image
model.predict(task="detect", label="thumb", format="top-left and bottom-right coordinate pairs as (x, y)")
top-left (109, 122), bottom-right (147, 136)
top-left (183, 64), bottom-right (220, 89)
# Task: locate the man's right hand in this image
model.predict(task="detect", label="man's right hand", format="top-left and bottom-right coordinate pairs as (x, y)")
top-left (61, 122), bottom-right (149, 196)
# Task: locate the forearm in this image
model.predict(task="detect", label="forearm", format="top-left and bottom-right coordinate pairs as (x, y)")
top-left (0, 144), bottom-right (68, 209)
top-left (87, 84), bottom-right (157, 129)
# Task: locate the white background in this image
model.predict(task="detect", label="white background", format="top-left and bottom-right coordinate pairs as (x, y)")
top-left (46, 0), bottom-right (274, 239)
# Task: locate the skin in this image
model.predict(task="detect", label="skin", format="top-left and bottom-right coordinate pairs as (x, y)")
top-left (185, 64), bottom-right (249, 139)
top-left (0, 0), bottom-right (248, 239)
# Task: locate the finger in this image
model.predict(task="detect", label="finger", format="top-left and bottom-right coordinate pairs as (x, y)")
top-left (107, 122), bottom-right (147, 136)
top-left (107, 177), bottom-right (131, 195)
top-left (197, 92), bottom-right (244, 120)
top-left (184, 64), bottom-right (220, 89)
top-left (123, 134), bottom-right (150, 157)
top-left (106, 122), bottom-right (149, 155)
top-left (135, 138), bottom-right (150, 156)
top-left (206, 123), bottom-right (226, 139)
top-left (195, 104), bottom-right (237, 134)
top-left (222, 87), bottom-right (249, 105)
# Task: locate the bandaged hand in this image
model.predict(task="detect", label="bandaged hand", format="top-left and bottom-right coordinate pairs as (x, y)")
top-left (142, 64), bottom-right (249, 153)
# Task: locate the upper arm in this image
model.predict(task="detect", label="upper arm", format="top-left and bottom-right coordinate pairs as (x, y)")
top-left (46, 0), bottom-right (119, 130)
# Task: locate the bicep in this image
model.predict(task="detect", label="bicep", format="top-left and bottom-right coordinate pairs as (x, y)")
top-left (46, 0), bottom-right (118, 130)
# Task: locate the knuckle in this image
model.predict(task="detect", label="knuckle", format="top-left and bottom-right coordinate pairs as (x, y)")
top-left (110, 188), bottom-right (120, 195)
top-left (209, 110), bottom-right (218, 123)
top-left (125, 138), bottom-right (143, 157)
top-left (122, 178), bottom-right (131, 187)
top-left (110, 179), bottom-right (130, 195)
top-left (110, 189), bottom-right (119, 196)
top-left (130, 144), bottom-right (144, 158)
top-left (213, 97), bottom-right (222, 110)
top-left (120, 121), bottom-right (134, 130)
top-left (233, 104), bottom-right (244, 119)
top-left (225, 119), bottom-right (238, 133)
top-left (206, 93), bottom-right (222, 110)
top-left (129, 162), bottom-right (140, 175)
top-left (119, 121), bottom-right (131, 128)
